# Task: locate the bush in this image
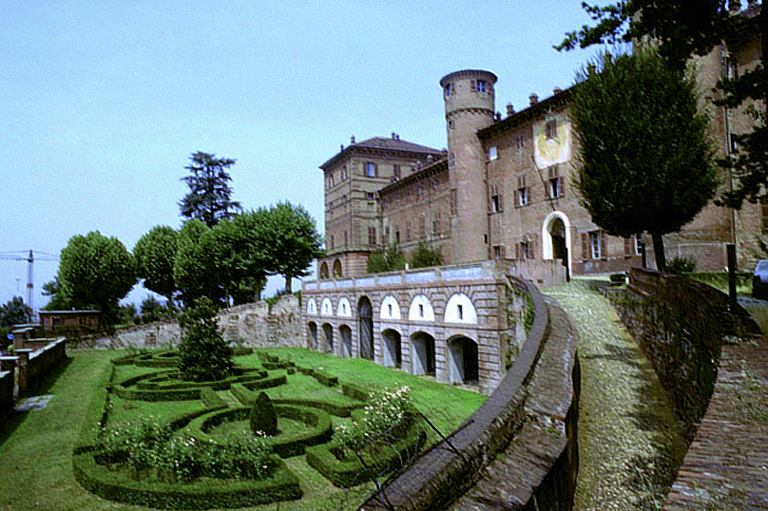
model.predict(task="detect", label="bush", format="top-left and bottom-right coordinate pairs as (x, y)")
top-left (334, 386), bottom-right (411, 453)
top-left (250, 392), bottom-right (278, 436)
top-left (178, 298), bottom-right (233, 382)
top-left (668, 256), bottom-right (696, 275)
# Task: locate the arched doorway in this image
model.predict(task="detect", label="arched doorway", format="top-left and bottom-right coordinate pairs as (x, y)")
top-left (320, 262), bottom-right (329, 280)
top-left (322, 323), bottom-right (334, 353)
top-left (542, 211), bottom-right (572, 280)
top-left (448, 336), bottom-right (479, 384)
top-left (358, 297), bottom-right (374, 360)
top-left (550, 217), bottom-right (567, 260)
top-left (340, 325), bottom-right (352, 357)
top-left (307, 322), bottom-right (318, 350)
top-left (382, 329), bottom-right (402, 368)
top-left (333, 259), bottom-right (343, 278)
top-left (411, 332), bottom-right (435, 376)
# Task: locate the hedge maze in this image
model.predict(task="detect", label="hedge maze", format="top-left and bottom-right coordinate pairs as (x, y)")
top-left (73, 349), bottom-right (426, 509)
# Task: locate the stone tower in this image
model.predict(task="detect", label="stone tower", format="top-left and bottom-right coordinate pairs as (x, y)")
top-left (440, 69), bottom-right (497, 263)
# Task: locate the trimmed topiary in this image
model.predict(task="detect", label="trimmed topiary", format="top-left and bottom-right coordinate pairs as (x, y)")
top-left (250, 392), bottom-right (278, 436)
top-left (178, 298), bottom-right (233, 382)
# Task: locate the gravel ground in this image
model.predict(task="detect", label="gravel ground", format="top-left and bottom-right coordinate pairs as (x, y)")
top-left (545, 279), bottom-right (687, 511)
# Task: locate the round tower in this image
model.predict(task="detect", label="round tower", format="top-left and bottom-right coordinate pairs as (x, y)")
top-left (440, 69), bottom-right (497, 263)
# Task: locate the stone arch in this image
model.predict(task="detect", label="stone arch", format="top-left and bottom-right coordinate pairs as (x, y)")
top-left (339, 324), bottom-right (353, 358)
top-left (408, 295), bottom-right (435, 322)
top-left (307, 321), bottom-right (318, 350)
top-left (380, 295), bottom-right (401, 320)
top-left (320, 261), bottom-right (329, 280)
top-left (447, 335), bottom-right (479, 384)
top-left (306, 298), bottom-right (317, 316)
top-left (411, 331), bottom-right (436, 375)
top-left (381, 328), bottom-right (402, 368)
top-left (322, 323), bottom-right (334, 353)
top-left (444, 293), bottom-right (478, 324)
top-left (320, 297), bottom-right (333, 317)
top-left (542, 211), bottom-right (572, 275)
top-left (333, 259), bottom-right (343, 278)
top-left (358, 296), bottom-right (374, 360)
top-left (337, 297), bottom-right (352, 317)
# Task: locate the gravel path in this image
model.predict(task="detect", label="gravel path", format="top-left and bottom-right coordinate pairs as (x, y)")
top-left (545, 279), bottom-right (687, 511)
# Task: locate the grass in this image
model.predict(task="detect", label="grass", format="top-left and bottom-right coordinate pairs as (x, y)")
top-left (0, 347), bottom-right (485, 511)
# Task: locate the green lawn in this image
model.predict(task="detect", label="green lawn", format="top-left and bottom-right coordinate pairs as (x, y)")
top-left (0, 348), bottom-right (486, 511)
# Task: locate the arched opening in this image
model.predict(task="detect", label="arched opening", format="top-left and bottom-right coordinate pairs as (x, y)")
top-left (322, 323), bottom-right (334, 353)
top-left (542, 211), bottom-right (572, 280)
top-left (339, 325), bottom-right (352, 358)
top-left (382, 329), bottom-right (402, 368)
top-left (411, 332), bottom-right (435, 376)
top-left (550, 217), bottom-right (567, 260)
top-left (358, 296), bottom-right (374, 360)
top-left (448, 336), bottom-right (479, 384)
top-left (320, 261), bottom-right (329, 280)
top-left (307, 322), bottom-right (318, 350)
top-left (333, 259), bottom-right (343, 278)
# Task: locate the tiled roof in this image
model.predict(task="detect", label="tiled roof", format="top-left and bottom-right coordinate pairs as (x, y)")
top-left (320, 136), bottom-right (442, 170)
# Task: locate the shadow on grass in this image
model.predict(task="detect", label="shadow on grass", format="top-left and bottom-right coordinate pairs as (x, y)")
top-left (0, 356), bottom-right (74, 448)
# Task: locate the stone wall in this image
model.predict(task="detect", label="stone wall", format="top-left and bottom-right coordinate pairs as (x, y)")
top-left (615, 267), bottom-right (761, 441)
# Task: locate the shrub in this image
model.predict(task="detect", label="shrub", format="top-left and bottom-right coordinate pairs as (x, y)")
top-left (178, 298), bottom-right (233, 382)
top-left (250, 392), bottom-right (278, 436)
top-left (335, 386), bottom-right (411, 453)
top-left (97, 416), bottom-right (164, 473)
top-left (668, 256), bottom-right (696, 275)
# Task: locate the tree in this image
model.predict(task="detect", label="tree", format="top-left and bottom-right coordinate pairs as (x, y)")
top-left (179, 152), bottom-right (242, 228)
top-left (57, 232), bottom-right (137, 324)
top-left (173, 219), bottom-right (222, 307)
top-left (409, 242), bottom-right (443, 269)
top-left (558, 0), bottom-right (767, 209)
top-left (367, 243), bottom-right (406, 274)
top-left (0, 297), bottom-right (31, 327)
top-left (134, 226), bottom-right (179, 306)
top-left (571, 49), bottom-right (718, 272)
top-left (263, 202), bottom-right (324, 293)
top-left (177, 297), bottom-right (233, 382)
top-left (41, 277), bottom-right (69, 311)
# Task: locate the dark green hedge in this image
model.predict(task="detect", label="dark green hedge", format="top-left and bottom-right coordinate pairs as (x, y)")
top-left (305, 419), bottom-right (427, 488)
top-left (199, 387), bottom-right (228, 410)
top-left (73, 451), bottom-right (301, 509)
top-left (342, 382), bottom-right (370, 401)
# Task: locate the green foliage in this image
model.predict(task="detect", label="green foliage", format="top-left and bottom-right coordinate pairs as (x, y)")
top-left (334, 386), bottom-right (412, 453)
top-left (0, 296), bottom-right (31, 327)
top-left (41, 277), bottom-right (69, 311)
top-left (118, 303), bottom-right (138, 326)
top-left (179, 151), bottom-right (242, 228)
top-left (177, 298), bottom-right (233, 382)
top-left (97, 415), bottom-right (164, 473)
top-left (134, 226), bottom-right (179, 303)
top-left (173, 219), bottom-right (222, 306)
top-left (57, 231), bottom-right (138, 324)
top-left (409, 242), bottom-right (443, 269)
top-left (367, 243), bottom-right (406, 274)
top-left (572, 49), bottom-right (717, 272)
top-left (250, 391), bottom-right (278, 436)
top-left (140, 296), bottom-right (171, 323)
top-left (667, 256), bottom-right (697, 275)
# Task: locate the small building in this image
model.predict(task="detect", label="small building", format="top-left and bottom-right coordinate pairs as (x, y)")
top-left (39, 310), bottom-right (101, 331)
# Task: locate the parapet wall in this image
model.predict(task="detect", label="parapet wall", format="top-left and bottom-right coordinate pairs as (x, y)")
top-left (360, 278), bottom-right (580, 510)
top-left (0, 337), bottom-right (68, 415)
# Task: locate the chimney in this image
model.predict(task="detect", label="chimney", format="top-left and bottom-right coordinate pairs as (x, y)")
top-left (729, 0), bottom-right (741, 11)
top-left (350, 135), bottom-right (356, 144)
top-left (495, 112), bottom-right (501, 121)
top-left (506, 102), bottom-right (515, 116)
top-left (391, 132), bottom-right (396, 139)
top-left (529, 93), bottom-right (539, 106)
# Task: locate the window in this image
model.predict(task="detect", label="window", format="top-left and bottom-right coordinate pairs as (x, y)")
top-left (364, 162), bottom-right (376, 177)
top-left (545, 119), bottom-right (558, 139)
top-left (393, 164), bottom-right (401, 179)
top-left (341, 166), bottom-right (348, 180)
top-left (406, 220), bottom-right (411, 241)
top-left (589, 231), bottom-right (602, 259)
top-left (433, 210), bottom-right (442, 234)
top-left (329, 235), bottom-right (334, 250)
top-left (444, 82), bottom-right (453, 97)
top-left (516, 175), bottom-right (529, 207)
top-left (344, 231), bottom-right (348, 246)
top-left (450, 188), bottom-right (458, 216)
top-left (368, 227), bottom-right (376, 246)
top-left (493, 245), bottom-right (505, 260)
top-left (419, 216), bottom-right (425, 238)
top-left (366, 192), bottom-right (375, 199)
top-left (490, 184), bottom-right (503, 213)
top-left (395, 229), bottom-right (401, 243)
top-left (515, 134), bottom-right (525, 150)
top-left (548, 166), bottom-right (563, 198)
top-left (476, 79), bottom-right (487, 92)
top-left (457, 304), bottom-right (463, 320)
top-left (518, 241), bottom-right (531, 260)
top-left (488, 146), bottom-right (498, 161)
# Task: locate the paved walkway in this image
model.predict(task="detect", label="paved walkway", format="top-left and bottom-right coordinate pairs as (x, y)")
top-left (546, 279), bottom-right (687, 511)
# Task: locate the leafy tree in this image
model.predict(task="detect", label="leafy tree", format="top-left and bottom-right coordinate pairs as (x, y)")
top-left (571, 49), bottom-right (718, 272)
top-left (140, 296), bottom-right (171, 323)
top-left (57, 231), bottom-right (137, 324)
top-left (134, 226), bottom-right (179, 306)
top-left (263, 202), bottom-right (324, 293)
top-left (177, 297), bottom-right (233, 382)
top-left (179, 152), bottom-right (242, 227)
top-left (118, 303), bottom-right (138, 326)
top-left (210, 210), bottom-right (269, 305)
top-left (367, 243), bottom-right (406, 274)
top-left (557, 0), bottom-right (767, 209)
top-left (409, 242), bottom-right (443, 269)
top-left (173, 219), bottom-right (222, 307)
top-left (0, 297), bottom-right (31, 327)
top-left (41, 277), bottom-right (69, 311)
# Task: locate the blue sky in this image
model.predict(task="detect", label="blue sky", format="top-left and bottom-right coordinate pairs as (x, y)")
top-left (0, 0), bottom-right (598, 313)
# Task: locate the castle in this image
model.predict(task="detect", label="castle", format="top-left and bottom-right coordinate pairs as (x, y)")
top-left (317, 2), bottom-right (764, 280)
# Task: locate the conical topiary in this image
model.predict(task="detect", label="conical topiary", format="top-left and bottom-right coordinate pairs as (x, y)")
top-left (249, 391), bottom-right (278, 436)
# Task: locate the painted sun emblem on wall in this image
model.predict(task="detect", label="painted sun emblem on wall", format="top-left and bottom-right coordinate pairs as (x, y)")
top-left (534, 116), bottom-right (570, 167)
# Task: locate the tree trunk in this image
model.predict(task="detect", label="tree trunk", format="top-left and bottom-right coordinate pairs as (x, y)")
top-left (285, 275), bottom-right (292, 294)
top-left (651, 232), bottom-right (667, 273)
